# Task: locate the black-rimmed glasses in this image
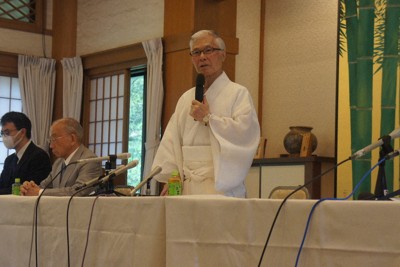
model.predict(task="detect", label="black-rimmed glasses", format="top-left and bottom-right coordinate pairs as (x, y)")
top-left (0, 129), bottom-right (18, 137)
top-left (190, 47), bottom-right (223, 57)
top-left (47, 135), bottom-right (68, 144)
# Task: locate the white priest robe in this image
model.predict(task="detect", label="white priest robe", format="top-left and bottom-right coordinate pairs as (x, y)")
top-left (152, 72), bottom-right (260, 197)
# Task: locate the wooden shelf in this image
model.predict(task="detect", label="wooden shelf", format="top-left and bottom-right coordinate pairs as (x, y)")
top-left (246, 156), bottom-right (336, 199)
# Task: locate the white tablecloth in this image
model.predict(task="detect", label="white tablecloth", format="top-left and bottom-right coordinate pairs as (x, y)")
top-left (0, 195), bottom-right (165, 267)
top-left (165, 196), bottom-right (400, 267)
top-left (1, 195), bottom-right (400, 267)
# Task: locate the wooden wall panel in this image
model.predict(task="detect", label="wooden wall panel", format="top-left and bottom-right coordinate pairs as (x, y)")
top-left (0, 52), bottom-right (18, 76)
top-left (194, 0), bottom-right (237, 37)
top-left (52, 0), bottom-right (78, 121)
top-left (163, 0), bottom-right (238, 131)
top-left (163, 51), bottom-right (194, 130)
top-left (164, 1), bottom-right (195, 35)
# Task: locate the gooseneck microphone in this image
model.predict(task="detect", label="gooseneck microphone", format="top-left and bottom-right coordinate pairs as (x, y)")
top-left (75, 160), bottom-right (139, 190)
top-left (195, 73), bottom-right (205, 102)
top-left (74, 152), bottom-right (131, 164)
top-left (351, 128), bottom-right (400, 159)
top-left (130, 166), bottom-right (162, 196)
top-left (385, 149), bottom-right (400, 160)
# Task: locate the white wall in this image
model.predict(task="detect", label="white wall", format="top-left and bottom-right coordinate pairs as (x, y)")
top-left (236, 0), bottom-right (261, 112)
top-left (76, 0), bottom-right (164, 55)
top-left (262, 0), bottom-right (338, 157)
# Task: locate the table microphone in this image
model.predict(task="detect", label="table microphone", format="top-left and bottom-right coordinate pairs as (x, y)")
top-left (76, 160), bottom-right (139, 190)
top-left (74, 152), bottom-right (131, 164)
top-left (385, 149), bottom-right (400, 160)
top-left (351, 128), bottom-right (400, 159)
top-left (130, 166), bottom-right (162, 196)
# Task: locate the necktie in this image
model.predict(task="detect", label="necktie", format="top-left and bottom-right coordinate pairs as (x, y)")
top-left (59, 162), bottom-right (66, 185)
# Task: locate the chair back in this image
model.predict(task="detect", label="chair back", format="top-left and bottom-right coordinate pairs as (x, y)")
top-left (268, 185), bottom-right (310, 199)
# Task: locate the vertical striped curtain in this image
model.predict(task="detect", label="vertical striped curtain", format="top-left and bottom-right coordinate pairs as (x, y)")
top-left (342, 0), bottom-right (400, 198)
top-left (142, 38), bottom-right (164, 195)
top-left (61, 56), bottom-right (83, 120)
top-left (18, 55), bottom-right (56, 152)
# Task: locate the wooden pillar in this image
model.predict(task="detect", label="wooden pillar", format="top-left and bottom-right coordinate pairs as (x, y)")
top-left (52, 0), bottom-right (78, 121)
top-left (163, 0), bottom-right (238, 130)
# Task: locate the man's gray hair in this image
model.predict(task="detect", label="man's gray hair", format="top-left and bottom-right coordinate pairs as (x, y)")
top-left (189, 30), bottom-right (226, 51)
top-left (53, 118), bottom-right (83, 143)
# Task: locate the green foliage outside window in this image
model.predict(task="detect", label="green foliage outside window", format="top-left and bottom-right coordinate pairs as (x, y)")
top-left (127, 74), bottom-right (145, 186)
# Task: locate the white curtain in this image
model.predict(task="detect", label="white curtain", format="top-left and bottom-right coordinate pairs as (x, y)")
top-left (61, 56), bottom-right (83, 120)
top-left (142, 38), bottom-right (164, 194)
top-left (18, 55), bottom-right (56, 151)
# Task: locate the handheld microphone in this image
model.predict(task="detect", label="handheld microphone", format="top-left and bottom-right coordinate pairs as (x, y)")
top-left (76, 160), bottom-right (139, 190)
top-left (351, 128), bottom-right (400, 159)
top-left (130, 166), bottom-right (162, 196)
top-left (195, 73), bottom-right (205, 102)
top-left (74, 152), bottom-right (131, 164)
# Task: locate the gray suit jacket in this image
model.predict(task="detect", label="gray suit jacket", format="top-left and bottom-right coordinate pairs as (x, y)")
top-left (40, 145), bottom-right (102, 196)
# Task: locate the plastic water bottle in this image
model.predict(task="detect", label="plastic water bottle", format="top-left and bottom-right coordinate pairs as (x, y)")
top-left (168, 170), bottom-right (182, 196)
top-left (12, 178), bottom-right (21, 196)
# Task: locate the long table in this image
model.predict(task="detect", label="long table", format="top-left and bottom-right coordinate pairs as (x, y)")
top-left (165, 196), bottom-right (400, 267)
top-left (0, 195), bottom-right (399, 267)
top-left (0, 195), bottom-right (166, 267)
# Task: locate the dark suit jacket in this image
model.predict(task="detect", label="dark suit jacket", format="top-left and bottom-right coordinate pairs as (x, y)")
top-left (0, 142), bottom-right (51, 194)
top-left (40, 144), bottom-right (102, 196)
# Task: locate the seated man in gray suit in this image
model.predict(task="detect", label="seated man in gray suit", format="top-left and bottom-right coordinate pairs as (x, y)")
top-left (20, 118), bottom-right (102, 196)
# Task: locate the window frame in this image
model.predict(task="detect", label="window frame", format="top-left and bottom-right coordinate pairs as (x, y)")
top-left (81, 43), bottom-right (147, 185)
top-left (0, 0), bottom-right (44, 33)
top-left (0, 52), bottom-right (19, 174)
top-left (129, 66), bottom-right (147, 181)
top-left (86, 71), bottom-right (128, 164)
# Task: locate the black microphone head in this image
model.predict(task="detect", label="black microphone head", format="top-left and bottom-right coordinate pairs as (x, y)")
top-left (357, 192), bottom-right (376, 200)
top-left (195, 73), bottom-right (205, 102)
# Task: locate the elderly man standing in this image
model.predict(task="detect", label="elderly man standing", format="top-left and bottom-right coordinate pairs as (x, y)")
top-left (152, 30), bottom-right (260, 197)
top-left (21, 118), bottom-right (102, 196)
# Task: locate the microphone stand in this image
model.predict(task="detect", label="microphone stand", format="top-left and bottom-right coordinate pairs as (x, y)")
top-left (145, 180), bottom-right (152, 196)
top-left (375, 135), bottom-right (393, 200)
top-left (93, 156), bottom-right (125, 196)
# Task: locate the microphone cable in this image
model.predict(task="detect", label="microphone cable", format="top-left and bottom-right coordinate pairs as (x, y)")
top-left (294, 157), bottom-right (385, 267)
top-left (27, 203), bottom-right (37, 267)
top-left (66, 184), bottom-right (101, 267)
top-left (66, 163), bottom-right (133, 267)
top-left (72, 160), bottom-right (140, 265)
top-left (80, 196), bottom-right (100, 267)
top-left (30, 162), bottom-right (76, 267)
top-left (257, 157), bottom-right (351, 267)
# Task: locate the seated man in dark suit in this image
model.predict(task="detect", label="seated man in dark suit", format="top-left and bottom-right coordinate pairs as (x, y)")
top-left (21, 118), bottom-right (102, 196)
top-left (0, 112), bottom-right (51, 194)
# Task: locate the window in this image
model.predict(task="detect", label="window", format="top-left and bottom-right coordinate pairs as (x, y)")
top-left (86, 67), bottom-right (146, 187)
top-left (0, 75), bottom-right (22, 173)
top-left (87, 73), bottom-right (126, 168)
top-left (0, 0), bottom-right (33, 22)
top-left (128, 68), bottom-right (146, 186)
top-left (0, 0), bottom-right (43, 33)
top-left (82, 42), bottom-right (148, 187)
